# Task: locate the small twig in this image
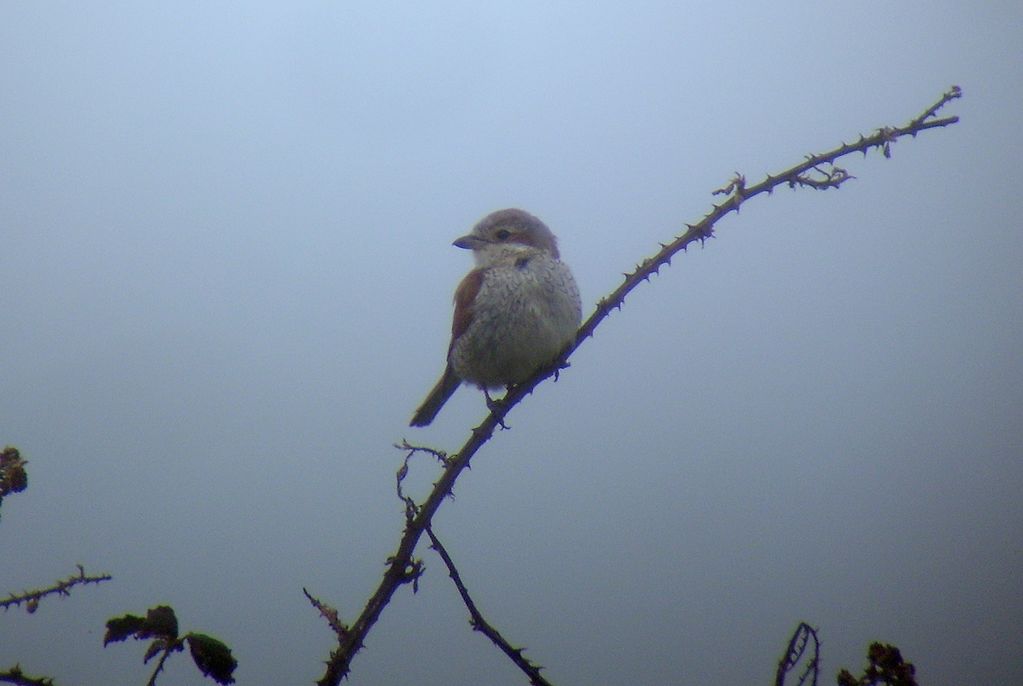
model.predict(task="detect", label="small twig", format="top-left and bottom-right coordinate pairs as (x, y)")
top-left (908, 84), bottom-right (962, 130)
top-left (426, 527), bottom-right (553, 686)
top-left (303, 588), bottom-right (349, 640)
top-left (1, 564), bottom-right (112, 612)
top-left (395, 440), bottom-right (450, 523)
top-left (145, 646), bottom-right (177, 686)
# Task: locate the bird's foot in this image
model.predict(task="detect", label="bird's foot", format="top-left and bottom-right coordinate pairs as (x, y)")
top-left (484, 389), bottom-right (510, 429)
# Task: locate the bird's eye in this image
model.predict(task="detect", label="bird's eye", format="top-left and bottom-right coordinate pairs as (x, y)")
top-left (495, 229), bottom-right (511, 240)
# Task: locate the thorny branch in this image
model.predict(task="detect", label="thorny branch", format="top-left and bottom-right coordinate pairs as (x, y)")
top-left (316, 86), bottom-right (962, 685)
top-left (775, 622), bottom-right (821, 686)
top-left (426, 527), bottom-right (552, 686)
top-left (0, 665), bottom-right (54, 686)
top-left (1, 565), bottom-right (112, 613)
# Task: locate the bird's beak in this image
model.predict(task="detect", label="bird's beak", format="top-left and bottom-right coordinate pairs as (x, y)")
top-left (453, 234), bottom-right (486, 250)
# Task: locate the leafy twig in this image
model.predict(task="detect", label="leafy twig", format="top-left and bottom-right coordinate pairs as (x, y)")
top-left (104, 605), bottom-right (237, 685)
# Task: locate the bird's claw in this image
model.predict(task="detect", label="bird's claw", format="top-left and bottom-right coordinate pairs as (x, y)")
top-left (484, 389), bottom-right (510, 429)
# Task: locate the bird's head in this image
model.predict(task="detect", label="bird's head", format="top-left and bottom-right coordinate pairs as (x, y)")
top-left (453, 208), bottom-right (560, 266)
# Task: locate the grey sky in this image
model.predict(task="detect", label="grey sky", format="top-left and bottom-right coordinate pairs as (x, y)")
top-left (2, 3), bottom-right (1021, 685)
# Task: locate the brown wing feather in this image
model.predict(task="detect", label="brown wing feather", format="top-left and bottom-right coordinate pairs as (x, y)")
top-left (408, 268), bottom-right (484, 427)
top-left (451, 268), bottom-right (483, 343)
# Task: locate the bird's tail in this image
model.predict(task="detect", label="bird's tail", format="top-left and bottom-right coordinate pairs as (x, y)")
top-left (410, 365), bottom-right (461, 427)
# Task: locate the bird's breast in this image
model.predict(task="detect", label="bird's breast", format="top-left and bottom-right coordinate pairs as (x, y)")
top-left (449, 256), bottom-right (581, 388)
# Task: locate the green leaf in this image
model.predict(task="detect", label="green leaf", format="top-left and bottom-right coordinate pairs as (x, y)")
top-left (141, 605), bottom-right (179, 640)
top-left (104, 614), bottom-right (146, 645)
top-left (104, 605), bottom-right (179, 646)
top-left (186, 633), bottom-right (238, 685)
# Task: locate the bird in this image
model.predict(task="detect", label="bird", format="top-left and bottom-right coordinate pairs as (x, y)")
top-left (410, 208), bottom-right (582, 427)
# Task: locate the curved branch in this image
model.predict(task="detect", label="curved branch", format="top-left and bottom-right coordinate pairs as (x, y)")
top-left (775, 622), bottom-right (820, 686)
top-left (316, 85), bottom-right (962, 686)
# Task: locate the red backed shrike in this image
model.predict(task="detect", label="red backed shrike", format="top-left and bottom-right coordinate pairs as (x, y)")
top-left (410, 208), bottom-right (582, 427)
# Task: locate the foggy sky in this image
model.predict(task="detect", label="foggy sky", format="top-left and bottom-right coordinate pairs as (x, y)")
top-left (2, 3), bottom-right (1021, 685)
